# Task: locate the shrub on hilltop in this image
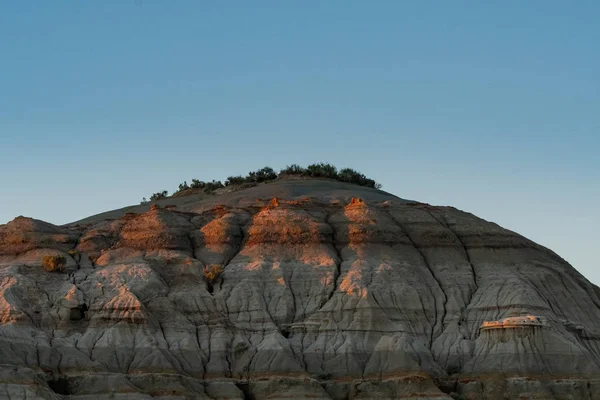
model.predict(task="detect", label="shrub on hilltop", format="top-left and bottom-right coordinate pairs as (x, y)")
top-left (143, 163), bottom-right (382, 202)
top-left (178, 181), bottom-right (190, 192)
top-left (225, 175), bottom-right (246, 186)
top-left (279, 164), bottom-right (306, 176)
top-left (150, 191), bottom-right (168, 201)
top-left (190, 179), bottom-right (206, 189)
top-left (204, 180), bottom-right (224, 193)
top-left (172, 178), bottom-right (223, 196)
top-left (246, 166), bottom-right (277, 183)
top-left (305, 163), bottom-right (338, 179)
top-left (338, 167), bottom-right (378, 188)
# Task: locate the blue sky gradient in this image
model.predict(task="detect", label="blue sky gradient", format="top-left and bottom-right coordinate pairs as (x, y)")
top-left (1, 2), bottom-right (598, 282)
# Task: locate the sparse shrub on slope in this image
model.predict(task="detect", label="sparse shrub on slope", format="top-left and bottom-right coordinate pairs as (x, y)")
top-left (150, 191), bottom-right (168, 201)
top-left (176, 181), bottom-right (190, 193)
top-left (204, 180), bottom-right (224, 193)
top-left (42, 255), bottom-right (66, 272)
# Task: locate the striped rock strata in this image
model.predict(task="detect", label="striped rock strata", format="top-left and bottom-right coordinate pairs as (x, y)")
top-left (0, 179), bottom-right (599, 399)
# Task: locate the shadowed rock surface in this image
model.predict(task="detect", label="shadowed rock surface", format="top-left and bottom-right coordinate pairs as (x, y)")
top-left (1, 178), bottom-right (599, 399)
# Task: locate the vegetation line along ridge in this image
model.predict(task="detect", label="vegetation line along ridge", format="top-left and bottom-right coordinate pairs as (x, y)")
top-left (141, 163), bottom-right (382, 203)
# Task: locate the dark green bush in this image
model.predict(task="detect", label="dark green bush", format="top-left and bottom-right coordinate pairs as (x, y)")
top-left (149, 190), bottom-right (168, 201)
top-left (279, 164), bottom-right (306, 176)
top-left (226, 167), bottom-right (277, 185)
top-left (177, 181), bottom-right (190, 192)
top-left (204, 180), bottom-right (224, 193)
top-left (190, 179), bottom-right (205, 189)
top-left (338, 168), bottom-right (364, 183)
top-left (225, 175), bottom-right (245, 186)
top-left (337, 168), bottom-right (380, 188)
top-left (247, 166), bottom-right (277, 183)
top-left (306, 163), bottom-right (338, 179)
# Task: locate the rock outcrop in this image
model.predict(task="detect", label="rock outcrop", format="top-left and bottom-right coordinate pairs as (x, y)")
top-left (1, 179), bottom-right (599, 399)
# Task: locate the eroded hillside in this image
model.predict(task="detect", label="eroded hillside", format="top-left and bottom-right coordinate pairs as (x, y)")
top-left (1, 179), bottom-right (599, 399)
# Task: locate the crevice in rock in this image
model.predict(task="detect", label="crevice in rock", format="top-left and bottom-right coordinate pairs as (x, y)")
top-left (518, 271), bottom-right (561, 321)
top-left (385, 210), bottom-right (447, 344)
top-left (225, 335), bottom-right (234, 378)
top-left (239, 219), bottom-right (250, 250)
top-left (157, 319), bottom-right (167, 344)
top-left (434, 376), bottom-right (458, 396)
top-left (300, 333), bottom-right (308, 370)
top-left (186, 232), bottom-right (196, 258)
top-left (352, 382), bottom-right (360, 399)
top-left (69, 303), bottom-right (88, 321)
top-left (235, 382), bottom-right (255, 400)
top-left (200, 322), bottom-right (213, 381)
top-left (47, 377), bottom-right (70, 395)
top-left (123, 376), bottom-right (147, 396)
top-left (282, 265), bottom-right (298, 324)
top-left (430, 211), bottom-right (479, 294)
top-left (226, 220), bottom-right (247, 267)
top-left (324, 215), bottom-right (343, 306)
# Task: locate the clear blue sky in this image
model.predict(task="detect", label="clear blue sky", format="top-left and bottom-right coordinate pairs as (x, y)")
top-left (1, 2), bottom-right (598, 282)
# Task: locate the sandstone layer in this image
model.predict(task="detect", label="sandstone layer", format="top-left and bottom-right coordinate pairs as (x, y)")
top-left (1, 179), bottom-right (599, 399)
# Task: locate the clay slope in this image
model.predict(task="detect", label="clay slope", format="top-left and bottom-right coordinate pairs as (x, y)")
top-left (1, 179), bottom-right (599, 400)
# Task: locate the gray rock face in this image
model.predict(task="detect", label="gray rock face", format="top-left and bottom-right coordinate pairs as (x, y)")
top-left (1, 179), bottom-right (599, 399)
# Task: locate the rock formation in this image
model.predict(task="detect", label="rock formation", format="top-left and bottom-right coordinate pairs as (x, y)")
top-left (1, 178), bottom-right (599, 399)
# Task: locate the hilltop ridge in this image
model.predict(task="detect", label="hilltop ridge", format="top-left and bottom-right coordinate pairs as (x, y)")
top-left (70, 176), bottom-right (399, 226)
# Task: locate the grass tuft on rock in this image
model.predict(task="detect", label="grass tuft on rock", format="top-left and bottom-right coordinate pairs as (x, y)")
top-left (42, 255), bottom-right (67, 272)
top-left (203, 264), bottom-right (224, 284)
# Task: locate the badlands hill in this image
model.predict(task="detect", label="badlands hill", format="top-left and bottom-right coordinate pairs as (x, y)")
top-left (1, 178), bottom-right (600, 399)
